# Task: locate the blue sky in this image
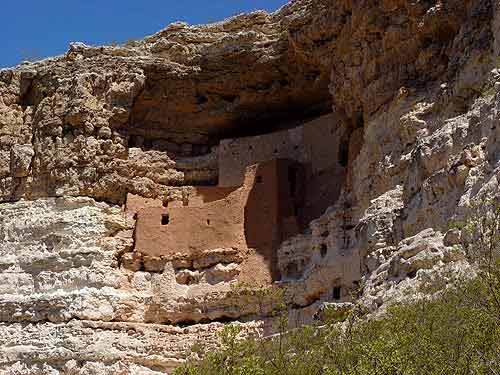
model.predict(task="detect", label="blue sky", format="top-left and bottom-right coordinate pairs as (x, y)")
top-left (1, 0), bottom-right (289, 68)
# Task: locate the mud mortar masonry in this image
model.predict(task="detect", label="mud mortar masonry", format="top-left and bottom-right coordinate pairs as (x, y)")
top-left (1, 0), bottom-right (500, 373)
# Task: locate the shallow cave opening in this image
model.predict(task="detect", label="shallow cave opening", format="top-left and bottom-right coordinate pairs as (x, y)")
top-left (338, 140), bottom-right (349, 168)
top-left (220, 104), bottom-right (333, 140)
top-left (285, 262), bottom-right (301, 279)
top-left (320, 244), bottom-right (328, 258)
top-left (127, 133), bottom-right (213, 157)
top-left (20, 80), bottom-right (37, 109)
top-left (128, 69), bottom-right (333, 146)
top-left (195, 94), bottom-right (209, 105)
top-left (128, 134), bottom-right (153, 150)
top-left (288, 166), bottom-right (298, 196)
top-left (220, 94), bottom-right (238, 103)
top-left (355, 112), bottom-right (364, 129)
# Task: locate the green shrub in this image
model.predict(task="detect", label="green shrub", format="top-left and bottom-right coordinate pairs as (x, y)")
top-left (177, 201), bottom-right (500, 375)
top-left (177, 274), bottom-right (499, 375)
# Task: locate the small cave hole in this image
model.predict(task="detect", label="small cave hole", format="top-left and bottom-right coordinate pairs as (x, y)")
top-left (195, 94), bottom-right (209, 105)
top-left (407, 270), bottom-right (417, 279)
top-left (220, 94), bottom-right (238, 103)
top-left (128, 135), bottom-right (143, 148)
top-left (20, 81), bottom-right (35, 108)
top-left (288, 166), bottom-right (298, 195)
top-left (161, 214), bottom-right (170, 225)
top-left (421, 36), bottom-right (433, 49)
top-left (286, 262), bottom-right (300, 279)
top-left (342, 224), bottom-right (355, 231)
top-left (306, 70), bottom-right (320, 81)
top-left (320, 244), bottom-right (328, 258)
top-left (207, 219), bottom-right (211, 225)
top-left (339, 141), bottom-right (349, 168)
top-left (143, 138), bottom-right (153, 150)
top-left (356, 113), bottom-right (364, 128)
top-left (333, 286), bottom-right (341, 301)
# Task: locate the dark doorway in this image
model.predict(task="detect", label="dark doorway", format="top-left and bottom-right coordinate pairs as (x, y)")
top-left (333, 286), bottom-right (341, 300)
top-left (161, 214), bottom-right (170, 225)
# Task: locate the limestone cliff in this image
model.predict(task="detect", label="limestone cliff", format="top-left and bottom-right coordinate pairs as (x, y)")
top-left (1, 0), bottom-right (500, 373)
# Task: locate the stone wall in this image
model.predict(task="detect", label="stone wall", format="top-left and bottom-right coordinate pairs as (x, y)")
top-left (218, 113), bottom-right (343, 186)
top-left (127, 159), bottom-right (304, 283)
top-left (218, 113), bottom-right (350, 223)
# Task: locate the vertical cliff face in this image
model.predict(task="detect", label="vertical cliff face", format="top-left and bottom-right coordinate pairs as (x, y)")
top-left (1, 0), bottom-right (500, 373)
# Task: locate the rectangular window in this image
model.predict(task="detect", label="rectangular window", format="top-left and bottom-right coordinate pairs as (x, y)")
top-left (161, 214), bottom-right (170, 225)
top-left (333, 286), bottom-right (341, 300)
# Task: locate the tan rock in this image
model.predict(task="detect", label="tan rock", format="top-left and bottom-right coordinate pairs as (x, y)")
top-left (10, 144), bottom-right (34, 177)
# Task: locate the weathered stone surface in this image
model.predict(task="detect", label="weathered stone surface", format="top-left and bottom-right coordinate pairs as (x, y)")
top-left (10, 144), bottom-right (34, 178)
top-left (0, 320), bottom-right (262, 374)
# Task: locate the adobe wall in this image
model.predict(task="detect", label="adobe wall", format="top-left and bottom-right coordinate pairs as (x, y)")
top-left (218, 113), bottom-right (347, 187)
top-left (218, 126), bottom-right (303, 188)
top-left (218, 113), bottom-right (350, 224)
top-left (130, 186), bottom-right (247, 259)
top-left (244, 159), bottom-right (304, 280)
top-left (127, 159), bottom-right (303, 283)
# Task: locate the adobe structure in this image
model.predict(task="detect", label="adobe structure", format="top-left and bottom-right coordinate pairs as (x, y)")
top-left (126, 113), bottom-right (350, 284)
top-left (218, 113), bottom-right (350, 224)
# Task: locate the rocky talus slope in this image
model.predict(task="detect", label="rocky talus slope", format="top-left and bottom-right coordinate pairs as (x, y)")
top-left (1, 0), bottom-right (500, 373)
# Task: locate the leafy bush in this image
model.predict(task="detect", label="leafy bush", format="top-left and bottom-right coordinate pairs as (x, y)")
top-left (177, 201), bottom-right (500, 375)
top-left (177, 281), bottom-right (499, 375)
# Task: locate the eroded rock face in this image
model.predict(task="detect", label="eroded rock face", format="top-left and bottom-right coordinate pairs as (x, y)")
top-left (1, 0), bottom-right (500, 373)
top-left (0, 198), bottom-right (265, 372)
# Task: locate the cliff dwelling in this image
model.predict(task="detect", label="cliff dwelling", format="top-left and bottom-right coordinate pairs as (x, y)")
top-left (125, 113), bottom-right (355, 284)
